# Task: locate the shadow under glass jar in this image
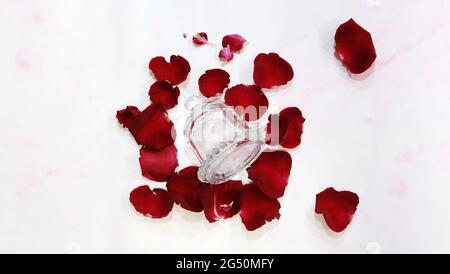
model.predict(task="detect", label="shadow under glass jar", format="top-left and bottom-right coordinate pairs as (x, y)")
top-left (184, 97), bottom-right (265, 184)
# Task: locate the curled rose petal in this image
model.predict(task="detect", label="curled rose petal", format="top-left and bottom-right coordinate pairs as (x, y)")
top-left (315, 187), bottom-right (359, 232)
top-left (253, 53), bottom-right (294, 88)
top-left (224, 84), bottom-right (269, 121)
top-left (148, 81), bottom-right (180, 110)
top-left (239, 183), bottom-right (281, 231)
top-left (116, 104), bottom-right (175, 150)
top-left (246, 150), bottom-right (292, 199)
top-left (198, 69), bottom-right (230, 98)
top-left (129, 185), bottom-right (173, 218)
top-left (199, 180), bottom-right (243, 223)
top-left (167, 166), bottom-right (204, 212)
top-left (335, 18), bottom-right (377, 74)
top-left (266, 107), bottom-right (305, 148)
top-left (139, 145), bottom-right (178, 182)
top-left (219, 47), bottom-right (233, 62)
top-left (148, 55), bottom-right (191, 85)
top-left (222, 34), bottom-right (246, 52)
top-left (192, 32), bottom-right (208, 46)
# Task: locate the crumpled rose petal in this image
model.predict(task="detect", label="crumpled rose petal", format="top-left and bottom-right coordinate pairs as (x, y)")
top-left (148, 55), bottom-right (191, 85)
top-left (253, 53), bottom-right (294, 88)
top-left (315, 187), bottom-right (359, 232)
top-left (139, 145), bottom-right (178, 182)
top-left (266, 107), bottom-right (305, 148)
top-left (192, 32), bottom-right (208, 46)
top-left (239, 183), bottom-right (281, 231)
top-left (129, 185), bottom-right (174, 218)
top-left (116, 104), bottom-right (175, 150)
top-left (219, 47), bottom-right (233, 62)
top-left (335, 18), bottom-right (377, 74)
top-left (199, 180), bottom-right (243, 223)
top-left (222, 34), bottom-right (246, 52)
top-left (224, 84), bottom-right (269, 121)
top-left (198, 69), bottom-right (230, 98)
top-left (167, 166), bottom-right (204, 212)
top-left (148, 81), bottom-right (180, 110)
top-left (246, 150), bottom-right (292, 199)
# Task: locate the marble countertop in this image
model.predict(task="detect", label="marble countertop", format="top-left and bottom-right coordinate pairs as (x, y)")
top-left (1, 0), bottom-right (450, 253)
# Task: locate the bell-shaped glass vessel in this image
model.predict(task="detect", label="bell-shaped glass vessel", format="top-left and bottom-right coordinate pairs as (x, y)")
top-left (184, 97), bottom-right (264, 184)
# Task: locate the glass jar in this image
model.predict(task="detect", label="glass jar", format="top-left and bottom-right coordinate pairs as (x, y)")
top-left (184, 96), bottom-right (265, 184)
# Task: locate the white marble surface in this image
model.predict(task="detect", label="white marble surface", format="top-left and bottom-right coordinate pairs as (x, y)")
top-left (1, 0), bottom-right (450, 253)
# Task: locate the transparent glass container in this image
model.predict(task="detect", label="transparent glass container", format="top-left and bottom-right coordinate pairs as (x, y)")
top-left (184, 96), bottom-right (265, 184)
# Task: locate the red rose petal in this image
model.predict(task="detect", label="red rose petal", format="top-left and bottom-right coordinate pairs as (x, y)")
top-left (139, 145), bottom-right (178, 182)
top-left (219, 47), bottom-right (233, 62)
top-left (192, 32), bottom-right (208, 46)
top-left (198, 69), bottom-right (230, 98)
top-left (148, 81), bottom-right (180, 110)
top-left (116, 104), bottom-right (175, 150)
top-left (239, 183), bottom-right (281, 231)
top-left (315, 187), bottom-right (359, 232)
top-left (199, 180), bottom-right (243, 222)
top-left (266, 107), bottom-right (305, 148)
top-left (129, 185), bottom-right (173, 218)
top-left (246, 150), bottom-right (292, 199)
top-left (167, 166), bottom-right (204, 212)
top-left (335, 19), bottom-right (377, 74)
top-left (253, 53), bottom-right (294, 88)
top-left (224, 84), bottom-right (269, 121)
top-left (148, 55), bottom-right (191, 85)
top-left (222, 34), bottom-right (246, 52)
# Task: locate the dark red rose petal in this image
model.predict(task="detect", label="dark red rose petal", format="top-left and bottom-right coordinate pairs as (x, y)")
top-left (116, 104), bottom-right (175, 150)
top-left (266, 107), bottom-right (305, 148)
top-left (148, 81), bottom-right (180, 110)
top-left (129, 185), bottom-right (173, 218)
top-left (139, 145), bottom-right (178, 182)
top-left (239, 183), bottom-right (281, 231)
top-left (253, 53), bottom-right (294, 88)
top-left (167, 166), bottom-right (204, 212)
top-left (315, 187), bottom-right (359, 232)
top-left (116, 106), bottom-right (140, 128)
top-left (246, 151), bottom-right (292, 199)
top-left (198, 69), bottom-right (230, 98)
top-left (219, 47), bottom-right (233, 62)
top-left (148, 55), bottom-right (191, 85)
top-left (199, 180), bottom-right (243, 223)
top-left (192, 32), bottom-right (208, 46)
top-left (222, 34), bottom-right (246, 52)
top-left (335, 19), bottom-right (377, 74)
top-left (224, 84), bottom-right (269, 121)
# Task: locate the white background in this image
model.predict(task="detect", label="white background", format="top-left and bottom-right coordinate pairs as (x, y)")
top-left (1, 0), bottom-right (450, 253)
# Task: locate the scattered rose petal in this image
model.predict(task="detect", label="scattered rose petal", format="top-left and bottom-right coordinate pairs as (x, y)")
top-left (266, 107), bottom-right (305, 148)
top-left (219, 47), bottom-right (233, 62)
top-left (167, 166), bottom-right (204, 212)
top-left (222, 34), bottom-right (246, 52)
top-left (315, 187), bottom-right (359, 232)
top-left (253, 53), bottom-right (294, 88)
top-left (247, 150), bottom-right (292, 199)
top-left (148, 55), bottom-right (191, 85)
top-left (198, 69), bottom-right (230, 98)
top-left (224, 84), bottom-right (269, 121)
top-left (148, 81), bottom-right (180, 110)
top-left (199, 180), bottom-right (243, 222)
top-left (116, 104), bottom-right (175, 150)
top-left (239, 183), bottom-right (281, 231)
top-left (192, 32), bottom-right (208, 46)
top-left (129, 185), bottom-right (173, 218)
top-left (335, 18), bottom-right (377, 74)
top-left (139, 145), bottom-right (178, 182)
